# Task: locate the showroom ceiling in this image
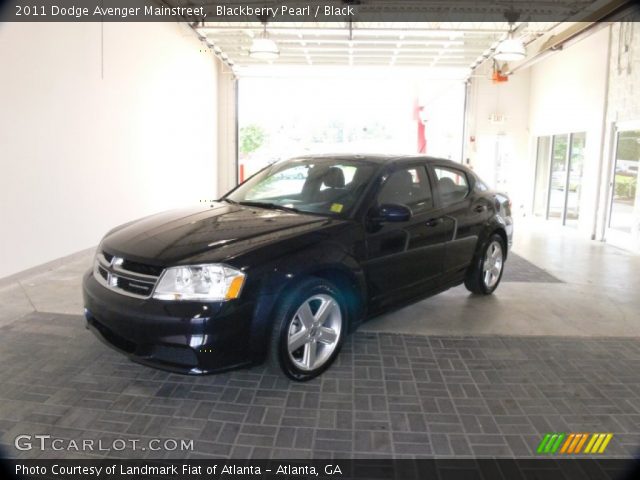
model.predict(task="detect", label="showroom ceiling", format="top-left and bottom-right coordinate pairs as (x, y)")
top-left (197, 21), bottom-right (557, 69)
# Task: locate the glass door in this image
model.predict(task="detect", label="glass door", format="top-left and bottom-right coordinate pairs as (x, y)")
top-left (547, 134), bottom-right (569, 221)
top-left (565, 133), bottom-right (586, 227)
top-left (608, 129), bottom-right (640, 238)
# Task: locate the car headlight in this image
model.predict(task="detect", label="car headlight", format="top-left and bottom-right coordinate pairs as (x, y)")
top-left (152, 264), bottom-right (245, 301)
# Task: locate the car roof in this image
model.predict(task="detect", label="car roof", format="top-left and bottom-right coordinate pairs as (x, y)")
top-left (291, 154), bottom-right (470, 169)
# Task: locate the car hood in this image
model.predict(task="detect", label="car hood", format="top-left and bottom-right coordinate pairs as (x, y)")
top-left (101, 202), bottom-right (334, 265)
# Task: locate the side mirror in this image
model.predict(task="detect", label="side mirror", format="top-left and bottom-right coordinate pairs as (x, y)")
top-left (374, 203), bottom-right (412, 223)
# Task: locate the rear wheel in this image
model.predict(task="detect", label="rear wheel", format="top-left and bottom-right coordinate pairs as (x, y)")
top-left (464, 234), bottom-right (505, 295)
top-left (268, 278), bottom-right (345, 381)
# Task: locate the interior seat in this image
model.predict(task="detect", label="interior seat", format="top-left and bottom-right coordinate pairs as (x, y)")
top-left (314, 167), bottom-right (346, 202)
top-left (378, 170), bottom-right (414, 205)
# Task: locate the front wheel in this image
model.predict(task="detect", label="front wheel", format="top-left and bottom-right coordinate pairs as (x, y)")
top-left (268, 278), bottom-right (345, 381)
top-left (464, 234), bottom-right (506, 295)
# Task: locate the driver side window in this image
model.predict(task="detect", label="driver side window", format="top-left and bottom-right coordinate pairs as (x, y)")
top-left (377, 166), bottom-right (433, 213)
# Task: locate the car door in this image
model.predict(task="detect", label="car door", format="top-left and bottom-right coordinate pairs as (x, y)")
top-left (430, 164), bottom-right (491, 277)
top-left (363, 164), bottom-right (450, 308)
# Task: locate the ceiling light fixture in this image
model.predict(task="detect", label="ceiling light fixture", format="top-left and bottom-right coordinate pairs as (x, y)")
top-left (249, 23), bottom-right (279, 61)
top-left (494, 33), bottom-right (525, 62)
top-left (494, 11), bottom-right (526, 62)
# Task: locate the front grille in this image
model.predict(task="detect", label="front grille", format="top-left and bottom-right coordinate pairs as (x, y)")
top-left (97, 265), bottom-right (109, 281)
top-left (117, 276), bottom-right (154, 296)
top-left (94, 251), bottom-right (162, 299)
top-left (121, 259), bottom-right (164, 277)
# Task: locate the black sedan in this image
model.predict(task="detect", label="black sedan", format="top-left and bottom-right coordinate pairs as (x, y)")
top-left (83, 155), bottom-right (513, 380)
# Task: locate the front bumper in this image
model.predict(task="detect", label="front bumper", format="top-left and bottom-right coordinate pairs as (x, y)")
top-left (82, 269), bottom-right (255, 374)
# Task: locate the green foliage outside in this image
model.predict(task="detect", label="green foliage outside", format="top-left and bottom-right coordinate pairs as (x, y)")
top-left (239, 124), bottom-right (267, 156)
top-left (615, 175), bottom-right (637, 200)
top-left (617, 133), bottom-right (640, 161)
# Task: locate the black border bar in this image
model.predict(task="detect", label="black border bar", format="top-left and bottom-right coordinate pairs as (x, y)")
top-left (1, 0), bottom-right (639, 23)
top-left (4, 458), bottom-right (640, 480)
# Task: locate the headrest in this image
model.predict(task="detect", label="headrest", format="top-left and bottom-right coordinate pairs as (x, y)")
top-left (386, 170), bottom-right (413, 192)
top-left (379, 170), bottom-right (414, 205)
top-left (322, 167), bottom-right (345, 188)
top-left (438, 176), bottom-right (457, 194)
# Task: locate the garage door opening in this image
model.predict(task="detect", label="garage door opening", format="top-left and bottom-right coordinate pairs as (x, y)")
top-left (237, 73), bottom-right (465, 180)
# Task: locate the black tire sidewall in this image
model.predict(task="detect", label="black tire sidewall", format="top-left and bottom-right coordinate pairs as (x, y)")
top-left (272, 278), bottom-right (346, 381)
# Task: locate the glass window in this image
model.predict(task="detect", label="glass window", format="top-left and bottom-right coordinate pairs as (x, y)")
top-left (378, 166), bottom-right (433, 213)
top-left (226, 158), bottom-right (377, 218)
top-left (533, 136), bottom-right (551, 217)
top-left (434, 166), bottom-right (470, 206)
top-left (246, 165), bottom-right (308, 200)
top-left (565, 132), bottom-right (586, 226)
top-left (548, 134), bottom-right (569, 220)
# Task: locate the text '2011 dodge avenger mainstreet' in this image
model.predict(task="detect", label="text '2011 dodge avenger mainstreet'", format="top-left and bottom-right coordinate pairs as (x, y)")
top-left (83, 155), bottom-right (513, 380)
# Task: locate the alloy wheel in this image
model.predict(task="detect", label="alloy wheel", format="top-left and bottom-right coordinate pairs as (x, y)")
top-left (483, 240), bottom-right (504, 288)
top-left (287, 294), bottom-right (342, 371)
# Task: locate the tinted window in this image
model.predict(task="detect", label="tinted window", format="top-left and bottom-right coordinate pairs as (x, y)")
top-left (378, 166), bottom-right (433, 213)
top-left (434, 166), bottom-right (470, 205)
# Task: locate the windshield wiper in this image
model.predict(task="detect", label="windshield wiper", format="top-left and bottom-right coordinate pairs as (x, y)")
top-left (221, 198), bottom-right (238, 204)
top-left (237, 201), bottom-right (300, 213)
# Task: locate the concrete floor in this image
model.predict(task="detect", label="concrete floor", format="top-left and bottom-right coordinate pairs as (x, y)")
top-left (2, 218), bottom-right (639, 337)
top-left (364, 218), bottom-right (640, 337)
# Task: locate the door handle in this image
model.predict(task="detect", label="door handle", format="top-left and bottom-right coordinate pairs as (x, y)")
top-left (473, 205), bottom-right (487, 213)
top-left (425, 217), bottom-right (443, 227)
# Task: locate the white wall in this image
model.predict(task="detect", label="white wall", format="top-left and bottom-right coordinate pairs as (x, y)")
top-left (528, 27), bottom-right (609, 237)
top-left (465, 26), bottom-right (610, 237)
top-left (0, 22), bottom-right (220, 278)
top-left (465, 68), bottom-right (531, 213)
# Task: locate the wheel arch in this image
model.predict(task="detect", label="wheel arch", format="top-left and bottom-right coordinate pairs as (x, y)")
top-left (246, 261), bottom-right (367, 365)
top-left (307, 266), bottom-right (367, 333)
top-left (477, 215), bottom-right (509, 259)
top-left (492, 227), bottom-right (509, 260)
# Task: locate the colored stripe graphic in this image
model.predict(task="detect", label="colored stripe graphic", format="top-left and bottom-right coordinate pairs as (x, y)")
top-left (575, 433), bottom-right (589, 453)
top-left (560, 434), bottom-right (575, 454)
top-left (538, 433), bottom-right (613, 455)
top-left (545, 434), bottom-right (558, 453)
top-left (584, 434), bottom-right (598, 453)
top-left (598, 434), bottom-right (613, 453)
top-left (537, 434), bottom-right (552, 454)
top-left (550, 433), bottom-right (565, 453)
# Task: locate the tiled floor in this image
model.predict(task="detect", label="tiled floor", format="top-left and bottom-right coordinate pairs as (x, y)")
top-left (1, 312), bottom-right (639, 460)
top-left (1, 221), bottom-right (640, 460)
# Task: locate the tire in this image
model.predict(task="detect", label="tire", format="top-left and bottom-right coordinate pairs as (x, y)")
top-left (267, 277), bottom-right (346, 381)
top-left (464, 233), bottom-right (506, 295)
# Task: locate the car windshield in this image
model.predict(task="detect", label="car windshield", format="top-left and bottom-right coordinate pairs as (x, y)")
top-left (224, 158), bottom-right (378, 217)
